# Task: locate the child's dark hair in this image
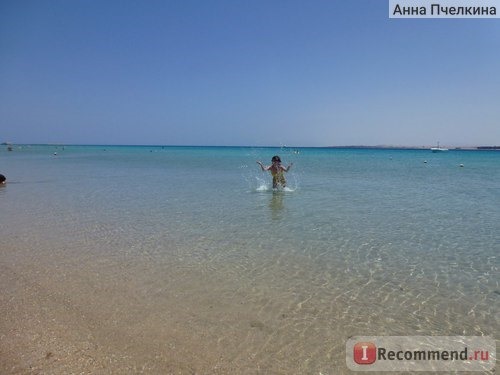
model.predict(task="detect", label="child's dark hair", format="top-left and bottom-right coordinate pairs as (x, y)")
top-left (271, 155), bottom-right (281, 163)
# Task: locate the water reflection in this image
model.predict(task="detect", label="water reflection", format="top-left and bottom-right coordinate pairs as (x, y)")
top-left (269, 191), bottom-right (285, 220)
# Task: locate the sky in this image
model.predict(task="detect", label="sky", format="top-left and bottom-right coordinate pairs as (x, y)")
top-left (1, 0), bottom-right (499, 147)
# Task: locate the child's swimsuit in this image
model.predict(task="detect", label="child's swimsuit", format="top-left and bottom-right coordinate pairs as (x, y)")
top-left (272, 172), bottom-right (286, 187)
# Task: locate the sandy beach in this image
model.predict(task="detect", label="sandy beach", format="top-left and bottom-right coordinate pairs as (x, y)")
top-left (1, 242), bottom-right (345, 374)
top-left (1, 244), bottom-right (217, 374)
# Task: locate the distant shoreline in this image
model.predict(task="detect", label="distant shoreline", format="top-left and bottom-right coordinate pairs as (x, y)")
top-left (2, 143), bottom-right (500, 151)
top-left (325, 145), bottom-right (500, 151)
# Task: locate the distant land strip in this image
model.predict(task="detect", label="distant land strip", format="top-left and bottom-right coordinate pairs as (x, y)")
top-left (326, 145), bottom-right (500, 150)
top-left (1, 142), bottom-right (500, 150)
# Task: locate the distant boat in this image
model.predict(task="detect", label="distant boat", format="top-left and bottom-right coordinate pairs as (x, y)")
top-left (430, 142), bottom-right (448, 152)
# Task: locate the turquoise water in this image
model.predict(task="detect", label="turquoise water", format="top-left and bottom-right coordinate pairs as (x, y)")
top-left (1, 145), bottom-right (498, 372)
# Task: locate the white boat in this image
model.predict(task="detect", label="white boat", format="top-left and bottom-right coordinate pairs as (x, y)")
top-left (430, 142), bottom-right (448, 152)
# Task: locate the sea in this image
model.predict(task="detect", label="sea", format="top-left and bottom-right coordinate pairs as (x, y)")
top-left (1, 145), bottom-right (498, 374)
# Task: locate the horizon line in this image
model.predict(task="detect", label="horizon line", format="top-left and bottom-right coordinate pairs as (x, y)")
top-left (2, 142), bottom-right (500, 150)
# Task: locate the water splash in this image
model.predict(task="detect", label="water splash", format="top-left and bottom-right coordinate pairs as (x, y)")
top-left (244, 151), bottom-right (301, 192)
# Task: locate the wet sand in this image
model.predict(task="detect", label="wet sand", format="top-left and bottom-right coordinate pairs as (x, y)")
top-left (1, 251), bottom-right (221, 374)
top-left (0, 243), bottom-right (346, 374)
top-left (1, 239), bottom-right (497, 374)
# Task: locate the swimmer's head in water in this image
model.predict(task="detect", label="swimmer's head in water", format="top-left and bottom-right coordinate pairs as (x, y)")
top-left (0, 174), bottom-right (5, 184)
top-left (271, 155), bottom-right (281, 163)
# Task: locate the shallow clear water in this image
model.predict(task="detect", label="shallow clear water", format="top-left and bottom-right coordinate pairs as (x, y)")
top-left (1, 145), bottom-right (498, 373)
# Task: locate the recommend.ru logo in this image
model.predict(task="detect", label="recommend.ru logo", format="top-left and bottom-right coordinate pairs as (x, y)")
top-left (346, 336), bottom-right (495, 372)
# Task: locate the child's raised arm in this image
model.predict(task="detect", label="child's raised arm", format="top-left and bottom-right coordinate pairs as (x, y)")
top-left (257, 161), bottom-right (270, 171)
top-left (283, 163), bottom-right (293, 172)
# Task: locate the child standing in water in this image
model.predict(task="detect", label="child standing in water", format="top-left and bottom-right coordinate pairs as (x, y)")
top-left (257, 155), bottom-right (293, 189)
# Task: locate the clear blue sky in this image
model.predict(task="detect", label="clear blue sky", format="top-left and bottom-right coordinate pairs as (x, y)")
top-left (1, 0), bottom-right (499, 146)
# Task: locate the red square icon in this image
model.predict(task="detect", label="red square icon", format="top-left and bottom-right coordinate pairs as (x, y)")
top-left (353, 342), bottom-right (377, 364)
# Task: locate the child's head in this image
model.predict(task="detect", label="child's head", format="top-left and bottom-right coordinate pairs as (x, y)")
top-left (271, 155), bottom-right (281, 164)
